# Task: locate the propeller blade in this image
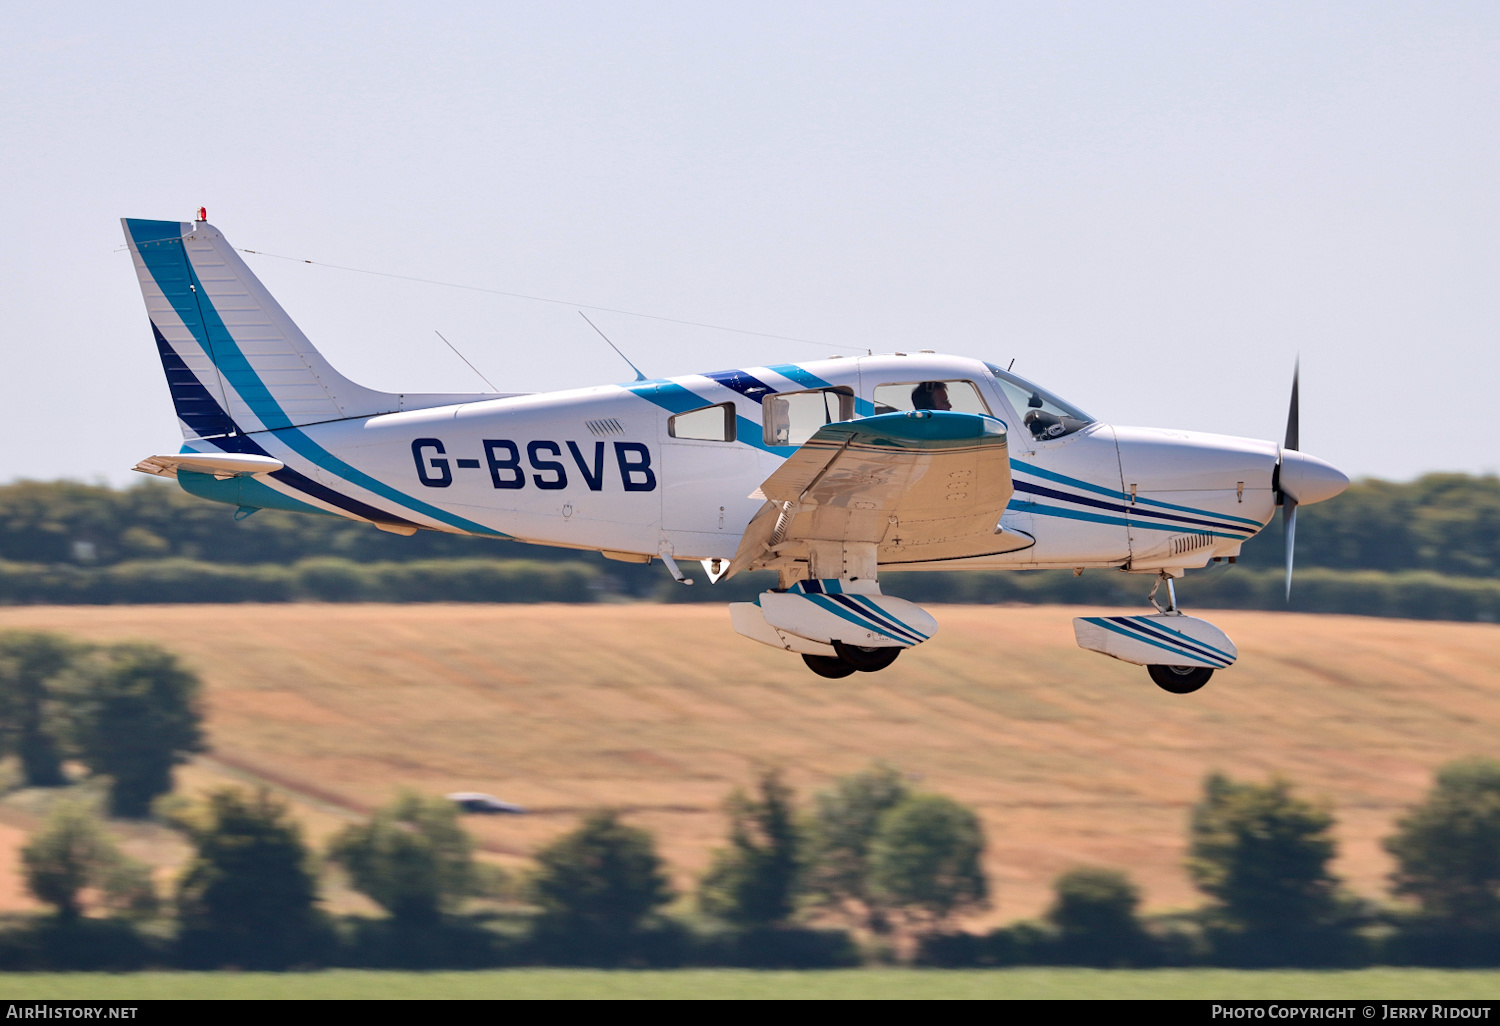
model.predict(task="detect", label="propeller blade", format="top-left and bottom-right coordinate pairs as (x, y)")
top-left (1284, 358), bottom-right (1300, 453)
top-left (1283, 498), bottom-right (1298, 600)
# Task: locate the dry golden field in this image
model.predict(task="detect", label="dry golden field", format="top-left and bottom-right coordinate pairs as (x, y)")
top-left (0, 602), bottom-right (1495, 924)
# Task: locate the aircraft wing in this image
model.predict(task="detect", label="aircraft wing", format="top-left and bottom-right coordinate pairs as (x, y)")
top-left (729, 410), bottom-right (1033, 575)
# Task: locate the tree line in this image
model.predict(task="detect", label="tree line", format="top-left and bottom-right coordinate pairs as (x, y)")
top-left (9, 753), bottom-right (1500, 970)
top-left (0, 632), bottom-right (203, 817)
top-left (1, 476), bottom-right (1500, 620)
top-left (3, 472), bottom-right (1499, 577)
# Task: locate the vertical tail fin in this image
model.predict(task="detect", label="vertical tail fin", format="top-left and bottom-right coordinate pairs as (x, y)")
top-left (122, 217), bottom-right (505, 440)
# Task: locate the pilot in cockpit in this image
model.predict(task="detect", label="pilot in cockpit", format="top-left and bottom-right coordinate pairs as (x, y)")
top-left (911, 381), bottom-right (953, 411)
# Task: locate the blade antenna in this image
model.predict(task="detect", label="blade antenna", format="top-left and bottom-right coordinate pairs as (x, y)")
top-left (434, 331), bottom-right (499, 392)
top-left (579, 312), bottom-right (648, 382)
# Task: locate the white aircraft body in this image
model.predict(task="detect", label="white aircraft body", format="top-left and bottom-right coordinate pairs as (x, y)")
top-left (123, 215), bottom-right (1349, 691)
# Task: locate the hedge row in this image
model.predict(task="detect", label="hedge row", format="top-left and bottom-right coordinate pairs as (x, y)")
top-left (0, 556), bottom-right (1497, 622)
top-left (0, 557), bottom-right (604, 605)
top-left (881, 566), bottom-right (1500, 623)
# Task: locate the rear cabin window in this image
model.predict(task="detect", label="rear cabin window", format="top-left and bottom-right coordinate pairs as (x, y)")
top-left (763, 387), bottom-right (855, 447)
top-left (872, 380), bottom-right (991, 416)
top-left (668, 402), bottom-right (736, 442)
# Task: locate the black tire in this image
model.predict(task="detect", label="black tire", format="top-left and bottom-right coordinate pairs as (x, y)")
top-left (1147, 664), bottom-right (1214, 694)
top-left (832, 642), bottom-right (902, 673)
top-left (802, 654), bottom-right (857, 678)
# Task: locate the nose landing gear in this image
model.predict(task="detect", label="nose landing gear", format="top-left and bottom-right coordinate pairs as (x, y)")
top-left (1073, 570), bottom-right (1238, 694)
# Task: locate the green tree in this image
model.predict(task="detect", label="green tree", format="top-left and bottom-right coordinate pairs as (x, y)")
top-left (1384, 758), bottom-right (1500, 931)
top-left (529, 809), bottom-right (674, 953)
top-left (66, 643), bottom-right (205, 817)
top-left (327, 791), bottom-right (478, 926)
top-left (0, 631), bottom-right (81, 787)
top-left (172, 787), bottom-right (321, 965)
top-left (698, 770), bottom-right (802, 928)
top-left (1187, 773), bottom-right (1339, 934)
top-left (1047, 866), bottom-right (1146, 965)
top-left (805, 762), bottom-right (909, 931)
top-left (869, 793), bottom-right (988, 932)
top-left (21, 802), bottom-right (156, 921)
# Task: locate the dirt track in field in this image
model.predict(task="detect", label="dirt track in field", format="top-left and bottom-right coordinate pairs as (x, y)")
top-left (0, 603), bottom-right (1495, 923)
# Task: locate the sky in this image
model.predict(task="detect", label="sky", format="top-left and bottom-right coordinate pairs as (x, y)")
top-left (3, 1), bottom-right (1498, 485)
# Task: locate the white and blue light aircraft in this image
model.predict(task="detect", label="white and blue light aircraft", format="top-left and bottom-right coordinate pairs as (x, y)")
top-left (123, 214), bottom-right (1349, 692)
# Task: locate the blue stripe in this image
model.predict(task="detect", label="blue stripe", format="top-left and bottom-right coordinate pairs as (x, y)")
top-left (825, 595), bottom-right (924, 644)
top-left (766, 364), bottom-right (832, 390)
top-left (131, 228), bottom-right (504, 537)
top-left (628, 382), bottom-right (795, 457)
top-left (1014, 502), bottom-right (1134, 531)
top-left (1017, 500), bottom-right (1238, 538)
top-left (172, 409), bottom-right (427, 531)
top-left (1013, 479), bottom-right (1255, 537)
top-left (151, 320), bottom-right (238, 440)
top-left (765, 364), bottom-right (876, 416)
top-left (1106, 616), bottom-right (1236, 663)
top-left (1013, 459), bottom-right (1264, 529)
top-left (841, 595), bottom-right (930, 643)
top-left (805, 594), bottom-right (911, 645)
top-left (1086, 618), bottom-right (1231, 667)
top-left (703, 369), bottom-right (776, 404)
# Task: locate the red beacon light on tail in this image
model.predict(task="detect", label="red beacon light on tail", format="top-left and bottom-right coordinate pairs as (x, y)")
top-left (195, 207), bottom-right (207, 223)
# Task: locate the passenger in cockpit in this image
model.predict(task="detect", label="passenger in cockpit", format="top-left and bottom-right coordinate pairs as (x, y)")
top-left (911, 381), bottom-right (952, 411)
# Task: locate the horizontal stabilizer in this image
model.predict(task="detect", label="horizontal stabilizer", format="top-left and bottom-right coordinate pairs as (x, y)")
top-left (132, 452), bottom-right (284, 479)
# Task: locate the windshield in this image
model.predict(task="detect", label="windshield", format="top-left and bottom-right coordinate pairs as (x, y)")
top-left (984, 364), bottom-right (1095, 441)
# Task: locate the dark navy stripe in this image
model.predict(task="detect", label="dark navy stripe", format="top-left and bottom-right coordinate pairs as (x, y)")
top-left (1089, 618), bottom-right (1226, 666)
top-left (828, 594), bottom-right (925, 644)
top-left (1107, 617), bottom-right (1235, 663)
top-left (839, 595), bottom-right (929, 643)
top-left (703, 369), bottom-right (777, 404)
top-left (1104, 617), bottom-right (1232, 665)
top-left (805, 594), bottom-right (909, 644)
top-left (152, 321), bottom-right (239, 440)
top-left (1012, 459), bottom-right (1265, 529)
top-left (1013, 479), bottom-right (1254, 536)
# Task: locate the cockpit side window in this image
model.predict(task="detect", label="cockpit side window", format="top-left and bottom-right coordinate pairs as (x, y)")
top-left (763, 387), bottom-right (854, 447)
top-left (872, 380), bottom-right (991, 416)
top-left (984, 364), bottom-right (1094, 441)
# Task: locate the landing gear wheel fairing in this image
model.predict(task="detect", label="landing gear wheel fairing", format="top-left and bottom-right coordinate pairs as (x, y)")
top-left (1148, 664), bottom-right (1213, 694)
top-left (802, 654), bottom-right (857, 678)
top-left (832, 642), bottom-right (901, 673)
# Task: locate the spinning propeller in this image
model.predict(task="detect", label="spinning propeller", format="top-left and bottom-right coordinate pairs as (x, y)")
top-left (1271, 361), bottom-right (1349, 599)
top-left (1276, 361), bottom-right (1300, 599)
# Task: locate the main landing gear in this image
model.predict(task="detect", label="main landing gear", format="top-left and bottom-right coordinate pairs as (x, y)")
top-left (801, 643), bottom-right (903, 679)
top-left (1073, 571), bottom-right (1238, 695)
top-left (1147, 663), bottom-right (1214, 694)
